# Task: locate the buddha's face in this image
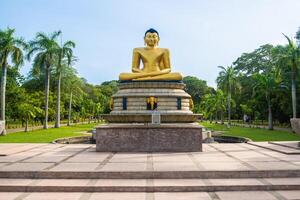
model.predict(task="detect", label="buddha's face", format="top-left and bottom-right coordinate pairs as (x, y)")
top-left (144, 32), bottom-right (159, 47)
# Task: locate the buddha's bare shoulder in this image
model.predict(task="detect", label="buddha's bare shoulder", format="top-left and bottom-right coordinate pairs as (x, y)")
top-left (133, 47), bottom-right (144, 52)
top-left (160, 48), bottom-right (170, 53)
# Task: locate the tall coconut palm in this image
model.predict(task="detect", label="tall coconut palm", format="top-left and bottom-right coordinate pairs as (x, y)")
top-left (66, 76), bottom-right (82, 126)
top-left (0, 28), bottom-right (26, 135)
top-left (216, 66), bottom-right (240, 127)
top-left (27, 31), bottom-right (61, 129)
top-left (282, 34), bottom-right (300, 118)
top-left (54, 39), bottom-right (75, 128)
top-left (252, 68), bottom-right (282, 130)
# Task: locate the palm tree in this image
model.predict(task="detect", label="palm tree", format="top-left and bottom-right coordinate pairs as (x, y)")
top-left (54, 38), bottom-right (75, 128)
top-left (0, 28), bottom-right (26, 135)
top-left (200, 90), bottom-right (226, 123)
top-left (216, 66), bottom-right (239, 127)
top-left (252, 68), bottom-right (282, 130)
top-left (67, 77), bottom-right (82, 126)
top-left (27, 31), bottom-right (61, 129)
top-left (282, 34), bottom-right (300, 118)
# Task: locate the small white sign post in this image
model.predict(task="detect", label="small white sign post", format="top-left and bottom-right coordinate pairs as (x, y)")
top-left (151, 110), bottom-right (161, 125)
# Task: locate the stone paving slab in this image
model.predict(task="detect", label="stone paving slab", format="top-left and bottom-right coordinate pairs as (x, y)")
top-left (22, 192), bottom-right (84, 200)
top-left (216, 191), bottom-right (277, 200)
top-left (49, 162), bottom-right (100, 171)
top-left (0, 162), bottom-right (54, 171)
top-left (0, 192), bottom-right (23, 200)
top-left (154, 192), bottom-right (211, 200)
top-left (88, 192), bottom-right (146, 200)
top-left (94, 179), bottom-right (147, 186)
top-left (276, 190), bottom-right (300, 199)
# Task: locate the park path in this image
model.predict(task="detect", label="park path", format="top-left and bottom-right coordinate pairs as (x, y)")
top-left (212, 121), bottom-right (293, 132)
top-left (230, 122), bottom-right (292, 132)
top-left (6, 121), bottom-right (91, 134)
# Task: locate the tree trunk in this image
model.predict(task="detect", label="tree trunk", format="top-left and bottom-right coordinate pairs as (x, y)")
top-left (227, 91), bottom-right (231, 128)
top-left (44, 67), bottom-right (50, 129)
top-left (291, 70), bottom-right (297, 118)
top-left (220, 110), bottom-right (224, 124)
top-left (0, 64), bottom-right (7, 135)
top-left (25, 117), bottom-right (28, 132)
top-left (268, 96), bottom-right (273, 130)
top-left (67, 91), bottom-right (72, 126)
top-left (55, 71), bottom-right (61, 128)
top-left (215, 111), bottom-right (218, 123)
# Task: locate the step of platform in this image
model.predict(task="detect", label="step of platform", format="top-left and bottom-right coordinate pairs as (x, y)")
top-left (248, 142), bottom-right (300, 154)
top-left (0, 178), bottom-right (299, 193)
top-left (1, 170), bottom-right (300, 179)
top-left (269, 141), bottom-right (300, 150)
top-left (1, 191), bottom-right (300, 200)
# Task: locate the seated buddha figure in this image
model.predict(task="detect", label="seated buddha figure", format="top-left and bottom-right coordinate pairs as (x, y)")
top-left (119, 28), bottom-right (183, 81)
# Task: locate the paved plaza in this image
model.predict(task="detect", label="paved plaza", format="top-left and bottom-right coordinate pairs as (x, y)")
top-left (0, 143), bottom-right (299, 199)
top-left (0, 143), bottom-right (299, 172)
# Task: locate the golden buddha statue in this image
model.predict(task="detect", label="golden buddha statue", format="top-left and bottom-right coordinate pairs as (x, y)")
top-left (119, 28), bottom-right (183, 81)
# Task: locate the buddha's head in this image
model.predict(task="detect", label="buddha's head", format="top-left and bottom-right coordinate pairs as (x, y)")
top-left (144, 28), bottom-right (159, 47)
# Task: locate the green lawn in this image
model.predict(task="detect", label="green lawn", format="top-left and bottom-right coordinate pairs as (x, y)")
top-left (200, 121), bottom-right (300, 142)
top-left (0, 123), bottom-right (99, 143)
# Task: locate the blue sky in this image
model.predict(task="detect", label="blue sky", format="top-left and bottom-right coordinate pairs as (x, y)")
top-left (1, 0), bottom-right (300, 87)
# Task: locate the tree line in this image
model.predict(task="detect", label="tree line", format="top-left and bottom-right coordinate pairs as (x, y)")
top-left (200, 27), bottom-right (300, 130)
top-left (0, 28), bottom-right (117, 135)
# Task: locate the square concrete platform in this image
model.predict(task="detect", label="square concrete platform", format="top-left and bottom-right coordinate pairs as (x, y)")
top-left (95, 123), bottom-right (202, 152)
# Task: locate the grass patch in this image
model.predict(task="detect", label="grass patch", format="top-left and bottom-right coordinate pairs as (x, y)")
top-left (0, 123), bottom-right (99, 143)
top-left (200, 121), bottom-right (300, 142)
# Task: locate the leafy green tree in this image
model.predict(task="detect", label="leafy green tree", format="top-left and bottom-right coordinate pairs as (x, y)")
top-left (201, 90), bottom-right (226, 123)
top-left (0, 28), bottom-right (26, 135)
top-left (54, 36), bottom-right (75, 128)
top-left (98, 80), bottom-right (118, 114)
top-left (232, 44), bottom-right (293, 125)
top-left (295, 27), bottom-right (300, 46)
top-left (183, 76), bottom-right (209, 102)
top-left (200, 93), bottom-right (216, 123)
top-left (234, 44), bottom-right (274, 75)
top-left (216, 66), bottom-right (240, 127)
top-left (214, 90), bottom-right (227, 124)
top-left (27, 31), bottom-right (61, 129)
top-left (17, 93), bottom-right (43, 132)
top-left (183, 76), bottom-right (212, 113)
top-left (240, 104), bottom-right (252, 117)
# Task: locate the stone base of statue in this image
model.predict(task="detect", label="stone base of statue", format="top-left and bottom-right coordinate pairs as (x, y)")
top-left (96, 81), bottom-right (202, 152)
top-left (96, 123), bottom-right (202, 152)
